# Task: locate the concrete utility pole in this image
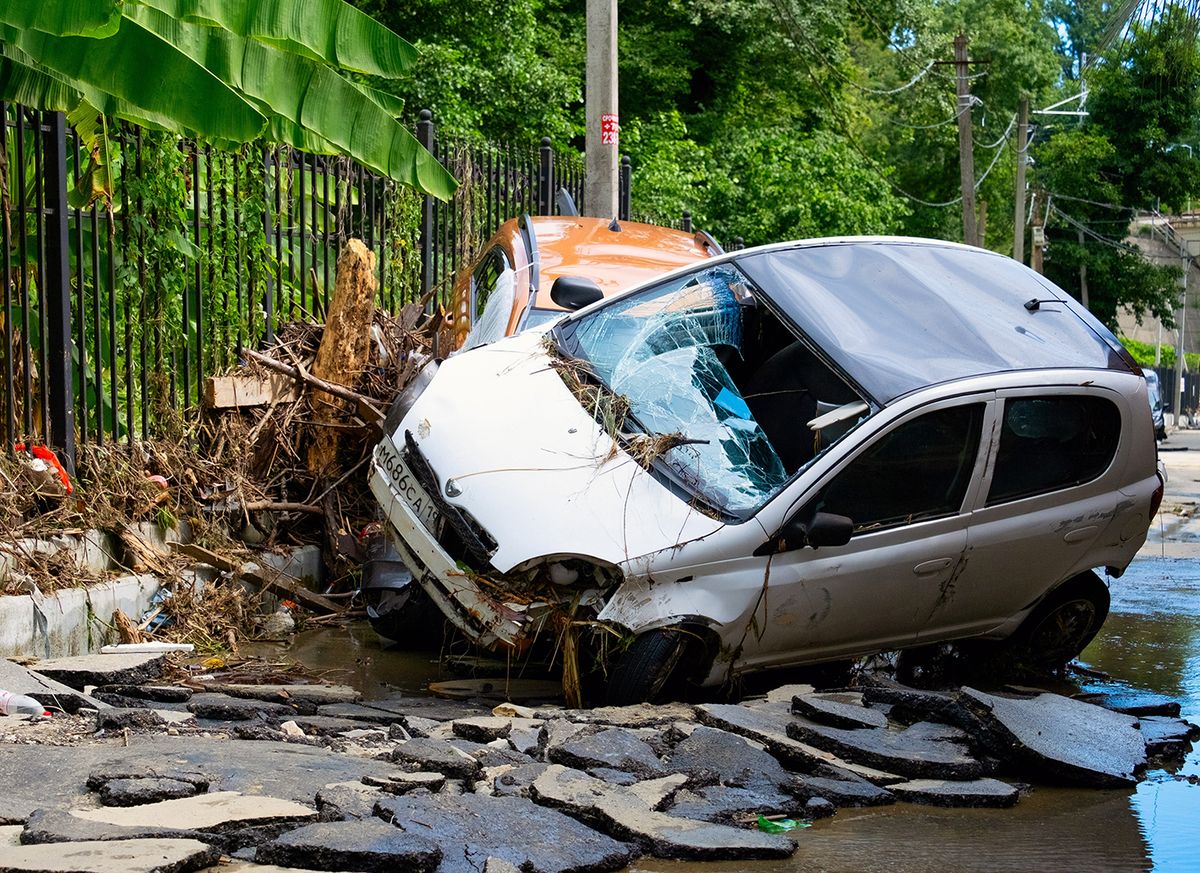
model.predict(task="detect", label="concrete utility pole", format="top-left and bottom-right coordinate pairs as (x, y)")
top-left (585, 0), bottom-right (618, 219)
top-left (1030, 189), bottom-right (1045, 274)
top-left (954, 34), bottom-right (978, 247)
top-left (1013, 95), bottom-right (1029, 263)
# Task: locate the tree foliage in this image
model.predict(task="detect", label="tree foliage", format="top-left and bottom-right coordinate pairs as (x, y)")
top-left (0, 0), bottom-right (456, 198)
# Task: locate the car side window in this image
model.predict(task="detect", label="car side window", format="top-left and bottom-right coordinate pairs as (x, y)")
top-left (471, 249), bottom-right (509, 322)
top-left (806, 404), bottom-right (985, 534)
top-left (986, 396), bottom-right (1120, 505)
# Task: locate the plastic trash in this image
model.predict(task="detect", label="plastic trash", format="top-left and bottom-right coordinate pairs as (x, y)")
top-left (755, 815), bottom-right (809, 833)
top-left (0, 689), bottom-right (49, 717)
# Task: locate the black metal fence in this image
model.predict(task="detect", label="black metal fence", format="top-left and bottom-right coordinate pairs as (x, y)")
top-left (1, 105), bottom-right (593, 471)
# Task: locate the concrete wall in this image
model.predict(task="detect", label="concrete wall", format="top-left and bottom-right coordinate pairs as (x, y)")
top-left (0, 530), bottom-right (325, 660)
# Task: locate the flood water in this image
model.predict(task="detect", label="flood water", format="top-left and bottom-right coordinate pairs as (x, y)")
top-left (275, 555), bottom-right (1200, 873)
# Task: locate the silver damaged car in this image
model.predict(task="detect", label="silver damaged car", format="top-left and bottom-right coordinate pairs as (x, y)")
top-left (370, 238), bottom-right (1165, 703)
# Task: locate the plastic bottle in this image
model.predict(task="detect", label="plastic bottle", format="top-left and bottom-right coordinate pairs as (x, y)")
top-left (0, 689), bottom-right (48, 717)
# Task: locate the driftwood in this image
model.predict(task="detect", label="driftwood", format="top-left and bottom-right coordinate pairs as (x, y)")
top-left (307, 240), bottom-right (378, 478)
top-left (241, 348), bottom-right (382, 418)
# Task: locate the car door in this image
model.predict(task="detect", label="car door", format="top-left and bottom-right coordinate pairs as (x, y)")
top-left (737, 396), bottom-right (992, 670)
top-left (917, 388), bottom-right (1125, 641)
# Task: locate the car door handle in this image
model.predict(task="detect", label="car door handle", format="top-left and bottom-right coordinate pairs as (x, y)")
top-left (913, 558), bottom-right (954, 576)
top-left (1063, 525), bottom-right (1099, 544)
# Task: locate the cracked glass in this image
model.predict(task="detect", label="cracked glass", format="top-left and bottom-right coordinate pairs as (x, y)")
top-left (566, 265), bottom-right (789, 515)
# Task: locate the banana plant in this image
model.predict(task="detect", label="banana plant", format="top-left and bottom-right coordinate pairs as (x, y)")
top-left (0, 0), bottom-right (456, 201)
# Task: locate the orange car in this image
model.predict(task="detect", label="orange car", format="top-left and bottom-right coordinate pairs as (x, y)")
top-left (445, 215), bottom-right (721, 352)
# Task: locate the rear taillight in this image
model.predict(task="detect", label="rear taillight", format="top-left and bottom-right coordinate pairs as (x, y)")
top-left (1150, 472), bottom-right (1165, 520)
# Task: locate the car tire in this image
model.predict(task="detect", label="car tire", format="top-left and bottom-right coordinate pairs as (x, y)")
top-left (1007, 570), bottom-right (1110, 674)
top-left (605, 629), bottom-right (689, 706)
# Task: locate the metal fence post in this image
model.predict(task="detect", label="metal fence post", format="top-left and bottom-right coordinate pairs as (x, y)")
top-left (42, 111), bottom-right (75, 473)
top-left (681, 210), bottom-right (692, 233)
top-left (539, 137), bottom-right (554, 216)
top-left (618, 155), bottom-right (631, 221)
top-left (417, 110), bottom-right (435, 304)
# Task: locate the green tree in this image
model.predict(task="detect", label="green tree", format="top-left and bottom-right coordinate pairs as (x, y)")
top-left (0, 0), bottom-right (456, 198)
top-left (1034, 10), bottom-right (1198, 327)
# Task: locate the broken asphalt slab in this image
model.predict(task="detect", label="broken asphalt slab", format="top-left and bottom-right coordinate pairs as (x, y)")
top-left (0, 737), bottom-right (405, 821)
top-left (547, 727), bottom-right (668, 778)
top-left (256, 818), bottom-right (442, 872)
top-left (666, 725), bottom-right (793, 793)
top-left (0, 838), bottom-right (219, 873)
top-left (31, 653), bottom-right (166, 690)
top-left (374, 791), bottom-right (637, 873)
top-left (784, 717), bottom-right (983, 780)
top-left (791, 692), bottom-right (889, 730)
top-left (530, 764), bottom-right (795, 861)
top-left (887, 777), bottom-right (1020, 808)
top-left (22, 792), bottom-right (316, 849)
top-left (696, 701), bottom-right (903, 784)
top-left (0, 658), bottom-right (108, 713)
top-left (961, 688), bottom-right (1147, 787)
top-left (390, 737), bottom-right (481, 779)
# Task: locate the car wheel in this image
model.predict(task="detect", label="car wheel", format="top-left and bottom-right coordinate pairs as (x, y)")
top-left (605, 629), bottom-right (689, 705)
top-left (1008, 571), bottom-right (1110, 674)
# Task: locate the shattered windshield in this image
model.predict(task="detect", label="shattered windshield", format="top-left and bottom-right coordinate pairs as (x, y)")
top-left (561, 265), bottom-right (790, 516)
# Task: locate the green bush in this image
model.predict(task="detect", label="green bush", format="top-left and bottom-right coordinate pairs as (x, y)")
top-left (1120, 336), bottom-right (1200, 371)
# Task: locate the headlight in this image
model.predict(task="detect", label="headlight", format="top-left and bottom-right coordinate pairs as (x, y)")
top-left (383, 357), bottom-right (439, 437)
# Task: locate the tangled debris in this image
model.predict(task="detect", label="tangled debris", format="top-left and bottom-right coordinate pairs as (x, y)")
top-left (1, 240), bottom-right (437, 654)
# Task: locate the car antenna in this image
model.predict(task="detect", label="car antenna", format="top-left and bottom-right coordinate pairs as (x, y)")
top-left (1024, 298), bottom-right (1062, 312)
top-left (608, 217), bottom-right (622, 232)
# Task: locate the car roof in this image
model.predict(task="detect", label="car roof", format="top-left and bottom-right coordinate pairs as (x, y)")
top-left (525, 216), bottom-right (716, 312)
top-left (727, 238), bottom-right (1142, 404)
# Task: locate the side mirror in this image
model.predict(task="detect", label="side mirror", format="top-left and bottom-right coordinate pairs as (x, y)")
top-left (550, 275), bottom-right (604, 311)
top-left (753, 511), bottom-right (853, 556)
top-left (806, 512), bottom-right (854, 548)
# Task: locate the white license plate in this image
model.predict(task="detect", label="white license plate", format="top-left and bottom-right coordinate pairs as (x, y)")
top-left (377, 441), bottom-right (442, 535)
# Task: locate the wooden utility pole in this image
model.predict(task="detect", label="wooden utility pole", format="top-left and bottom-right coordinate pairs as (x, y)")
top-left (1030, 190), bottom-right (1044, 274)
top-left (954, 34), bottom-right (978, 247)
top-left (1013, 96), bottom-right (1029, 263)
top-left (585, 0), bottom-right (618, 218)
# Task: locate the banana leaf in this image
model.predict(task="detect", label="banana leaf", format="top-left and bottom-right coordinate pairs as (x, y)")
top-left (132, 0), bottom-right (418, 79)
top-left (0, 18), bottom-right (266, 143)
top-left (128, 5), bottom-right (456, 198)
top-left (0, 0), bottom-right (121, 39)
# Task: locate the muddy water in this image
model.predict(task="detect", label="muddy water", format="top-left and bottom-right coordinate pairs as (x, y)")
top-left (277, 556), bottom-right (1200, 872)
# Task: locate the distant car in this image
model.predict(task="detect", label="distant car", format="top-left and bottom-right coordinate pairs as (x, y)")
top-left (1143, 368), bottom-right (1167, 441)
top-left (371, 237), bottom-right (1164, 702)
top-left (364, 214), bottom-right (718, 642)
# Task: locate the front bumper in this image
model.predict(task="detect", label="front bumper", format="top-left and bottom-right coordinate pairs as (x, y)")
top-left (369, 443), bottom-right (525, 648)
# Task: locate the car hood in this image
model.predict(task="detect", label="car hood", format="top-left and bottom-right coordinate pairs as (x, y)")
top-left (397, 331), bottom-right (727, 573)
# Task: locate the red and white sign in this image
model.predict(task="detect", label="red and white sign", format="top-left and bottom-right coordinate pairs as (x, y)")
top-left (601, 113), bottom-right (619, 146)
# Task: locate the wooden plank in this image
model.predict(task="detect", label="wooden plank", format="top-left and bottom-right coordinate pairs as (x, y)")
top-left (203, 373), bottom-right (300, 409)
top-left (173, 543), bottom-right (341, 615)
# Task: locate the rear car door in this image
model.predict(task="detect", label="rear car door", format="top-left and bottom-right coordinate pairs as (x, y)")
top-left (739, 395), bottom-right (991, 668)
top-left (916, 388), bottom-right (1124, 641)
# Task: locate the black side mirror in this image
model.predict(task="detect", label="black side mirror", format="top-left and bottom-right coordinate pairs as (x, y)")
top-left (550, 275), bottom-right (604, 311)
top-left (806, 512), bottom-right (854, 548)
top-left (753, 511), bottom-right (853, 556)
